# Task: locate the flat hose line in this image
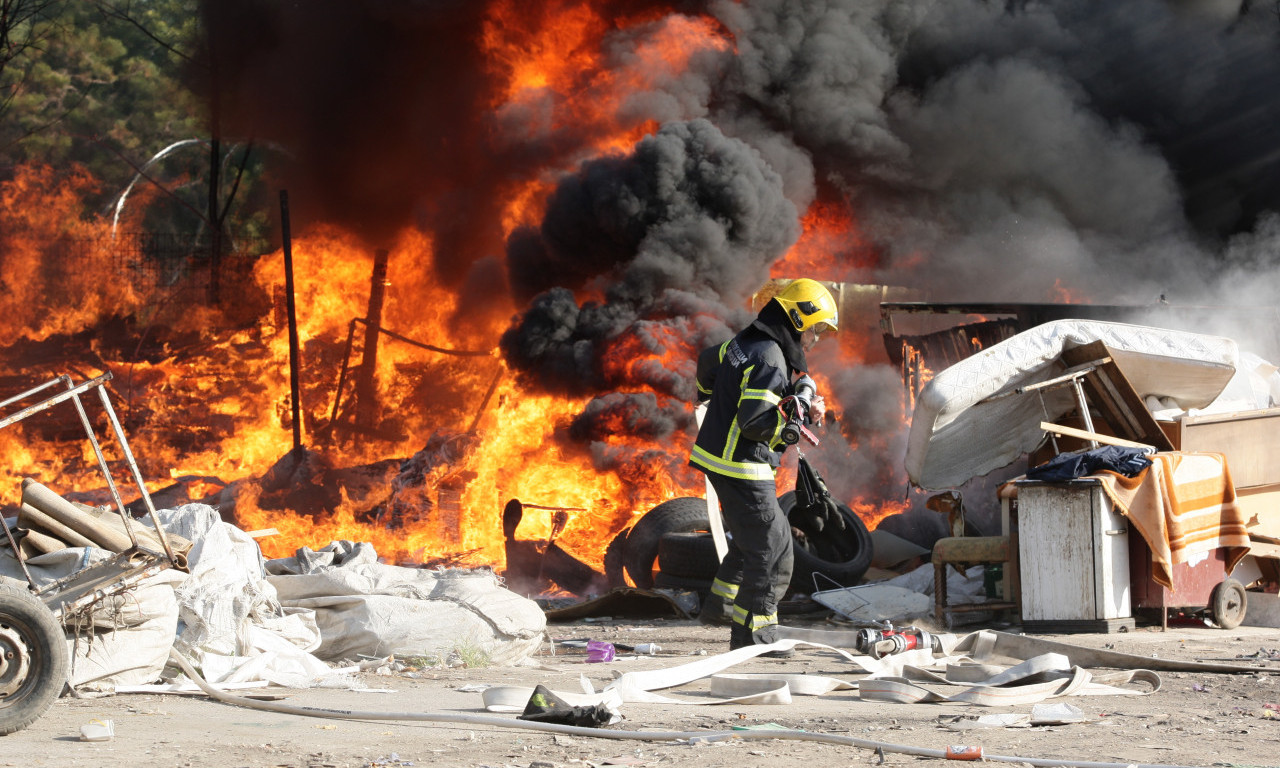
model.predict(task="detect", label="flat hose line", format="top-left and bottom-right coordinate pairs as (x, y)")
top-left (167, 650), bottom-right (1203, 768)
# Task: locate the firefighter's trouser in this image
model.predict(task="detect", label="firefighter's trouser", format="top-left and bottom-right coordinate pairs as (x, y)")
top-left (705, 472), bottom-right (793, 631)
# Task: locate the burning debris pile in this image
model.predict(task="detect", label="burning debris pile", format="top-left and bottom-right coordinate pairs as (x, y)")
top-left (3, 0), bottom-right (1280, 596)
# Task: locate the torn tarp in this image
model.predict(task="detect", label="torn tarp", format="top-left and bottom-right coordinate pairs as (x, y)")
top-left (266, 543), bottom-right (547, 665)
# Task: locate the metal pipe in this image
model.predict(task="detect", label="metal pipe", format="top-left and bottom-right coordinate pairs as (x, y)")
top-left (1071, 378), bottom-right (1098, 448)
top-left (351, 318), bottom-right (492, 357)
top-left (95, 384), bottom-right (178, 565)
top-left (468, 366), bottom-right (503, 433)
top-left (0, 374), bottom-right (105, 429)
top-left (72, 386), bottom-right (139, 550)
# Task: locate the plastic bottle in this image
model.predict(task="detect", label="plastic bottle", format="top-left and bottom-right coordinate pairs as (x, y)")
top-left (945, 745), bottom-right (983, 760)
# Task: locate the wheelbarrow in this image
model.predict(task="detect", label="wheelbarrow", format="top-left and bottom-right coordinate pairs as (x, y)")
top-left (0, 373), bottom-right (179, 734)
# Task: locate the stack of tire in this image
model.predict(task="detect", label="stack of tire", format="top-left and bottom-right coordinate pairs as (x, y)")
top-left (605, 495), bottom-right (872, 598)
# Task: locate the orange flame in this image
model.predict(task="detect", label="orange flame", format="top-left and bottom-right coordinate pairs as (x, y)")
top-left (0, 9), bottom-right (910, 593)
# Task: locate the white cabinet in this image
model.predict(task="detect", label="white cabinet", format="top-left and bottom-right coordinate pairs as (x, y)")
top-left (1016, 479), bottom-right (1135, 632)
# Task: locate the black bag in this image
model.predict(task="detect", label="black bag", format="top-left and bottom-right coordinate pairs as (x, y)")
top-left (793, 454), bottom-right (845, 533)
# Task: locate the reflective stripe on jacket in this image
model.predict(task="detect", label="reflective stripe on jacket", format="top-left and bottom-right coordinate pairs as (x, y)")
top-left (689, 324), bottom-right (791, 481)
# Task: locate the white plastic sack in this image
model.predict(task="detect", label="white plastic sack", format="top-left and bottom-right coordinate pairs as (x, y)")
top-left (267, 561), bottom-right (546, 665)
top-left (66, 568), bottom-right (187, 691)
top-left (156, 504), bottom-right (320, 658)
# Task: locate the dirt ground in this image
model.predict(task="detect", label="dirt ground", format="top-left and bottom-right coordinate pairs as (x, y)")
top-left (5, 614), bottom-right (1279, 768)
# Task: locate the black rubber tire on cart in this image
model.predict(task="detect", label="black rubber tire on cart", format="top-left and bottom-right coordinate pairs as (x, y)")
top-left (1209, 578), bottom-right (1248, 630)
top-left (657, 531), bottom-right (720, 580)
top-left (622, 497), bottom-right (710, 589)
top-left (0, 580), bottom-right (68, 735)
top-left (780, 490), bottom-right (873, 595)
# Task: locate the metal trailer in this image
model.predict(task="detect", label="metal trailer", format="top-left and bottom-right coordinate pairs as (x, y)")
top-left (1000, 346), bottom-right (1275, 633)
top-left (0, 373), bottom-right (178, 734)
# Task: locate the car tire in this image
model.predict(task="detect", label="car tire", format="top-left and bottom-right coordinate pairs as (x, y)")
top-left (622, 497), bottom-right (710, 589)
top-left (657, 531), bottom-right (720, 580)
top-left (780, 490), bottom-right (873, 595)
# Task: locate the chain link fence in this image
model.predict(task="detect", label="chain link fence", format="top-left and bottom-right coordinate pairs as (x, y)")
top-left (106, 232), bottom-right (272, 305)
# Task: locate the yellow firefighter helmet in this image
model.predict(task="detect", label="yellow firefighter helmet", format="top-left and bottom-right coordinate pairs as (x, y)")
top-left (773, 278), bottom-right (839, 334)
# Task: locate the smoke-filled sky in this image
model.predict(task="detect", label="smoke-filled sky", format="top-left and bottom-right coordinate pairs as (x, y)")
top-left (203, 0), bottom-right (1280, 307)
top-left (201, 0), bottom-right (1280, 507)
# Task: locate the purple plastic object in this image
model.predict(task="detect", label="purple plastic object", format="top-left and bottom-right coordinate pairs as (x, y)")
top-left (585, 641), bottom-right (615, 663)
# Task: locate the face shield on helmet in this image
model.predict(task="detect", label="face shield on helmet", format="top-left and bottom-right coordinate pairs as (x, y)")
top-left (772, 278), bottom-right (839, 334)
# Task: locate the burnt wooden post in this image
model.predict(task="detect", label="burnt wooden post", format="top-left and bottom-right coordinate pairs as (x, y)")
top-left (279, 190), bottom-right (303, 452)
top-left (356, 248), bottom-right (390, 429)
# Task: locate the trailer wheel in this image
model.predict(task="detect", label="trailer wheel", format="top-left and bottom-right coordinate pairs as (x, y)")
top-left (1209, 578), bottom-right (1248, 630)
top-left (0, 582), bottom-right (68, 735)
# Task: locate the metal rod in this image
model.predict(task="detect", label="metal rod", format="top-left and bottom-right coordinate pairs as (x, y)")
top-left (71, 386), bottom-right (140, 549)
top-left (349, 318), bottom-right (493, 357)
top-left (0, 517), bottom-right (36, 588)
top-left (468, 367), bottom-right (504, 433)
top-left (280, 190), bottom-right (304, 452)
top-left (0, 374), bottom-right (109, 430)
top-left (1016, 359), bottom-right (1109, 394)
top-left (95, 384), bottom-right (177, 565)
top-left (0, 375), bottom-right (71, 411)
top-left (326, 318), bottom-right (360, 435)
top-left (1071, 378), bottom-right (1099, 448)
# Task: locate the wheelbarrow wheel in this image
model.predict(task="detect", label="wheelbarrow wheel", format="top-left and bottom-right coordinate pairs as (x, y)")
top-left (1209, 578), bottom-right (1247, 630)
top-left (0, 581), bottom-right (68, 735)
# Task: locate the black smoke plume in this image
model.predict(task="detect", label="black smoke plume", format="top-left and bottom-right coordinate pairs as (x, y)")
top-left (200, 0), bottom-right (1280, 514)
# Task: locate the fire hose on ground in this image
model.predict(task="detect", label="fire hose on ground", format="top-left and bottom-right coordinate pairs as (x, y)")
top-left (166, 649), bottom-right (1205, 768)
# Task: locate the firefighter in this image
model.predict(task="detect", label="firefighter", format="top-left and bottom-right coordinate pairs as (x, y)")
top-left (689, 278), bottom-right (838, 655)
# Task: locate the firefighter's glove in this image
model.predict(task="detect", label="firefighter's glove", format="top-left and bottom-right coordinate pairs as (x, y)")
top-left (808, 498), bottom-right (843, 533)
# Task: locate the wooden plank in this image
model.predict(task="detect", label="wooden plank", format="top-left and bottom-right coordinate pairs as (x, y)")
top-left (1018, 484), bottom-right (1099, 621)
top-left (245, 528), bottom-right (279, 538)
top-left (1179, 409), bottom-right (1280, 488)
top-left (1040, 422), bottom-right (1156, 451)
top-left (1059, 341), bottom-right (1175, 451)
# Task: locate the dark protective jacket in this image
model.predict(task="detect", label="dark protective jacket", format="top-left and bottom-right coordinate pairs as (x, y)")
top-left (689, 302), bottom-right (808, 482)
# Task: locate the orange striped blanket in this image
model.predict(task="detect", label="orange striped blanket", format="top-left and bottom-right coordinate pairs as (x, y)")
top-left (1093, 451), bottom-right (1250, 590)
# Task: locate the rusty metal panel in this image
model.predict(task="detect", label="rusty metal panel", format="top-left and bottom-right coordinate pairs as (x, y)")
top-left (1130, 538), bottom-right (1227, 611)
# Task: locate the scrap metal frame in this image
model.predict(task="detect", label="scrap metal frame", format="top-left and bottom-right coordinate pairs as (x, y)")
top-left (0, 373), bottom-right (177, 618)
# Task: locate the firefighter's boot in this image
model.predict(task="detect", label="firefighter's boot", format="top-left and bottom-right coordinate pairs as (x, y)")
top-left (729, 616), bottom-right (794, 659)
top-left (698, 582), bottom-right (736, 626)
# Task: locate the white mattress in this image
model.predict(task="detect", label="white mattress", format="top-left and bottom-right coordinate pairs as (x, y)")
top-left (904, 319), bottom-right (1239, 490)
